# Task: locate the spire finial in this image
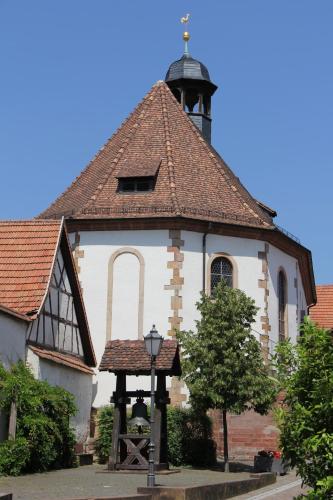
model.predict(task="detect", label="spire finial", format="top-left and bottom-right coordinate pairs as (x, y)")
top-left (180, 13), bottom-right (190, 55)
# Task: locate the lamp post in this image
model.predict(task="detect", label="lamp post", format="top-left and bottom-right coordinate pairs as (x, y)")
top-left (144, 324), bottom-right (164, 487)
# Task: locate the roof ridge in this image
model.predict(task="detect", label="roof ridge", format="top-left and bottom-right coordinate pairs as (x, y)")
top-left (160, 83), bottom-right (181, 215)
top-left (163, 83), bottom-right (272, 227)
top-left (83, 84), bottom-right (161, 210)
top-left (0, 219), bottom-right (61, 225)
top-left (37, 83), bottom-right (163, 219)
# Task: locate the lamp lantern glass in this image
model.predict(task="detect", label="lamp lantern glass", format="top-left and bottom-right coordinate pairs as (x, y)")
top-left (144, 325), bottom-right (163, 358)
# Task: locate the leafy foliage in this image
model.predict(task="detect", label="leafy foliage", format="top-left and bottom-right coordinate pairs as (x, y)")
top-left (95, 405), bottom-right (114, 464)
top-left (0, 438), bottom-right (30, 476)
top-left (167, 406), bottom-right (216, 466)
top-left (273, 318), bottom-right (333, 499)
top-left (0, 361), bottom-right (77, 475)
top-left (176, 280), bottom-right (276, 466)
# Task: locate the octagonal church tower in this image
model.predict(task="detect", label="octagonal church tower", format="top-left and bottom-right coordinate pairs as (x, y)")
top-left (39, 35), bottom-right (315, 458)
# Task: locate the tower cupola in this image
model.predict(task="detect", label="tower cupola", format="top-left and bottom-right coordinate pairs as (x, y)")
top-left (165, 18), bottom-right (217, 144)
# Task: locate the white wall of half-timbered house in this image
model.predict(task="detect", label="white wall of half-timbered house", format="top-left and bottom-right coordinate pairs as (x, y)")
top-left (0, 311), bottom-right (28, 442)
top-left (27, 348), bottom-right (93, 443)
top-left (0, 312), bottom-right (27, 370)
top-left (28, 249), bottom-right (84, 358)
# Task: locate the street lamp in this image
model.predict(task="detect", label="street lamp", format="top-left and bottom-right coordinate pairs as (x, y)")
top-left (144, 325), bottom-right (164, 487)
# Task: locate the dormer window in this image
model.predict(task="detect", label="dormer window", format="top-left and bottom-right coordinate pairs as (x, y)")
top-left (118, 177), bottom-right (155, 193)
top-left (116, 160), bottom-right (160, 194)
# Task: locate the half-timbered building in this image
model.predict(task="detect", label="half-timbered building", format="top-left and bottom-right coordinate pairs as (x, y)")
top-left (0, 220), bottom-right (96, 443)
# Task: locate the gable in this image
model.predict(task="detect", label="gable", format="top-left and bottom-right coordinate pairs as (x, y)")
top-left (28, 247), bottom-right (84, 357)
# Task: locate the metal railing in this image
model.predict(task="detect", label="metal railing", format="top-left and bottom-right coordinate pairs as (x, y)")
top-left (275, 225), bottom-right (301, 244)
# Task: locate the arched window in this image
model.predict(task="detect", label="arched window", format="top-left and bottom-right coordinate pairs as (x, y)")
top-left (211, 257), bottom-right (233, 293)
top-left (278, 270), bottom-right (287, 341)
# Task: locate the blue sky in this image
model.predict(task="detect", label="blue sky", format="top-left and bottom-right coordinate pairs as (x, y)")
top-left (0, 1), bottom-right (332, 284)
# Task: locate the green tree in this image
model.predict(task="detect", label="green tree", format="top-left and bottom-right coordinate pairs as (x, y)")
top-left (273, 318), bottom-right (333, 499)
top-left (176, 280), bottom-right (276, 471)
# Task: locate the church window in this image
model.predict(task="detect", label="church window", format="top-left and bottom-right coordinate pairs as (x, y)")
top-left (210, 256), bottom-right (233, 293)
top-left (118, 177), bottom-right (155, 193)
top-left (278, 270), bottom-right (287, 341)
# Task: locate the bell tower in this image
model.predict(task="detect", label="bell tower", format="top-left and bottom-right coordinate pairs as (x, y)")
top-left (165, 15), bottom-right (218, 144)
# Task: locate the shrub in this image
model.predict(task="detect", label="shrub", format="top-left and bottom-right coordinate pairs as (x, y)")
top-left (167, 406), bottom-right (216, 466)
top-left (0, 361), bottom-right (77, 475)
top-left (167, 406), bottom-right (187, 466)
top-left (95, 405), bottom-right (114, 464)
top-left (0, 438), bottom-right (30, 476)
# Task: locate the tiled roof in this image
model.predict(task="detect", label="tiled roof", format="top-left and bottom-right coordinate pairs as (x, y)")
top-left (99, 339), bottom-right (181, 375)
top-left (39, 81), bottom-right (274, 229)
top-left (309, 285), bottom-right (333, 329)
top-left (28, 344), bottom-right (94, 374)
top-left (0, 220), bottom-right (61, 315)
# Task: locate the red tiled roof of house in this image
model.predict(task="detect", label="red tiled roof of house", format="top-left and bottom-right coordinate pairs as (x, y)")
top-left (99, 339), bottom-right (181, 375)
top-left (39, 81), bottom-right (274, 229)
top-left (28, 344), bottom-right (94, 374)
top-left (309, 285), bottom-right (333, 329)
top-left (0, 220), bottom-right (61, 315)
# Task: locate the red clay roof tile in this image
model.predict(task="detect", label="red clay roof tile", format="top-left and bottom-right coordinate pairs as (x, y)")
top-left (99, 339), bottom-right (181, 375)
top-left (28, 344), bottom-right (94, 374)
top-left (0, 220), bottom-right (61, 315)
top-left (310, 285), bottom-right (333, 329)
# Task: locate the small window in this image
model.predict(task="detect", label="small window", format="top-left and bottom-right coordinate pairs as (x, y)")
top-left (118, 177), bottom-right (155, 193)
top-left (278, 270), bottom-right (287, 341)
top-left (211, 257), bottom-right (233, 293)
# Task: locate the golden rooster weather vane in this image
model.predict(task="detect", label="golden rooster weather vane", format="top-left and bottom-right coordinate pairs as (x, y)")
top-left (180, 13), bottom-right (190, 54)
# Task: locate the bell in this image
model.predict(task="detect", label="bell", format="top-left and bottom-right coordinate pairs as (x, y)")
top-left (128, 397), bottom-right (150, 428)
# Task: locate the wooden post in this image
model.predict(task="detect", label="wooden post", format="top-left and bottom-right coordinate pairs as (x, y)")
top-left (8, 400), bottom-right (17, 440)
top-left (156, 374), bottom-right (169, 466)
top-left (108, 373), bottom-right (127, 470)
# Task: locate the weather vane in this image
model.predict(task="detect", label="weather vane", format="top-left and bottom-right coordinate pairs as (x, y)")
top-left (180, 13), bottom-right (190, 55)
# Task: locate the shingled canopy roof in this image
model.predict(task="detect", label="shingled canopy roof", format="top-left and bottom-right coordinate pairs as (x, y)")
top-left (99, 339), bottom-right (181, 376)
top-left (310, 285), bottom-right (333, 330)
top-left (39, 81), bottom-right (274, 229)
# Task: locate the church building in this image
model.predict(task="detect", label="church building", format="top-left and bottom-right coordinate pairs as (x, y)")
top-left (39, 34), bottom-right (316, 458)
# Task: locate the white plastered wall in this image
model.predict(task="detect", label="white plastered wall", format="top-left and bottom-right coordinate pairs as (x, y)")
top-left (0, 313), bottom-right (27, 369)
top-left (27, 348), bottom-right (93, 443)
top-left (70, 228), bottom-right (308, 407)
top-left (0, 312), bottom-right (28, 441)
top-left (267, 244), bottom-right (306, 346)
top-left (182, 231), bottom-right (265, 342)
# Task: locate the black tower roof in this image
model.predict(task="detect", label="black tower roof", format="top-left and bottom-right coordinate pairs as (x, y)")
top-left (165, 54), bottom-right (211, 83)
top-left (165, 53), bottom-right (217, 96)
